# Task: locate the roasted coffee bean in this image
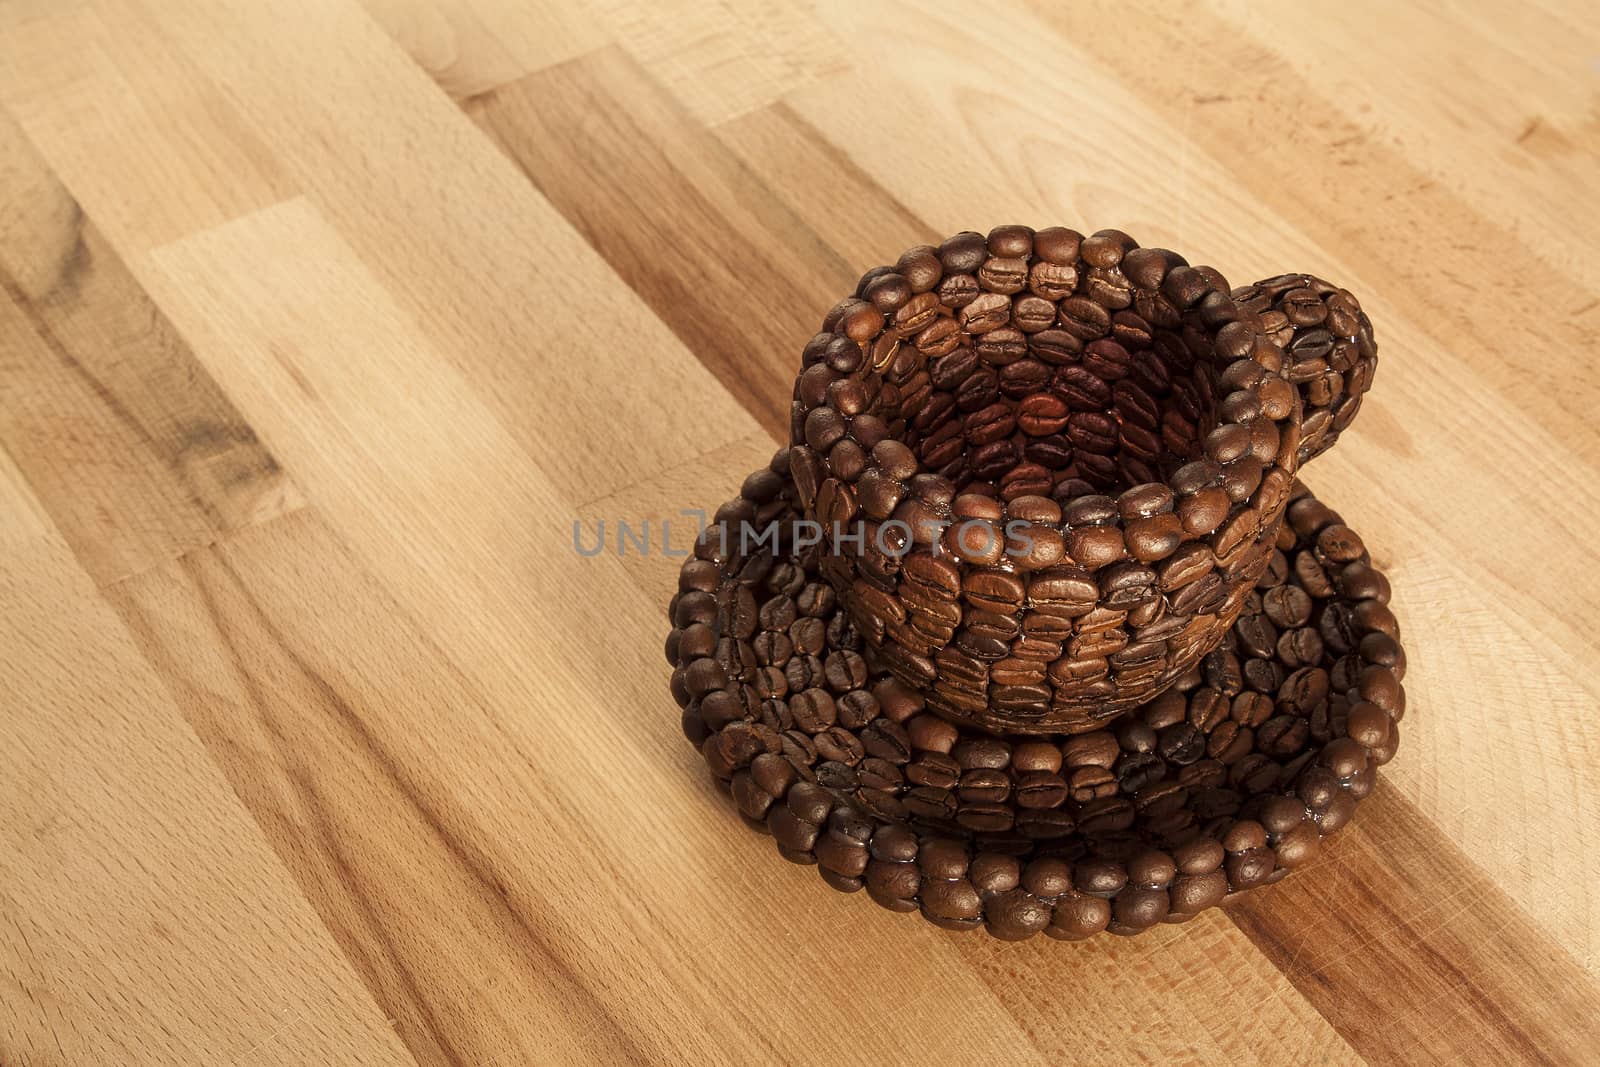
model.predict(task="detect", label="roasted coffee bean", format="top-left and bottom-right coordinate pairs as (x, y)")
top-left (1258, 714), bottom-right (1310, 757)
top-left (907, 752), bottom-right (961, 790)
top-left (1066, 525), bottom-right (1125, 570)
top-left (813, 760), bottom-right (859, 792)
top-left (1065, 411), bottom-right (1119, 454)
top-left (1234, 613), bottom-right (1279, 659)
top-left (1000, 358), bottom-right (1054, 397)
top-left (1057, 295), bottom-right (1112, 340)
top-left (1062, 731), bottom-right (1119, 768)
top-left (1069, 765), bottom-right (1118, 803)
top-left (836, 689), bottom-right (878, 729)
top-left (1279, 667), bottom-right (1331, 716)
top-left (1277, 627), bottom-right (1324, 667)
top-left (1078, 796), bottom-right (1136, 833)
top-left (954, 367), bottom-right (1000, 412)
top-left (1116, 751), bottom-right (1167, 793)
top-left (959, 768), bottom-right (1012, 804)
top-left (952, 737), bottom-right (1012, 770)
top-left (824, 650), bottom-right (869, 692)
top-left (1124, 513), bottom-right (1183, 563)
top-left (1158, 723), bottom-right (1205, 765)
top-left (1029, 328), bottom-right (1082, 365)
top-left (961, 292), bottom-right (1012, 333)
top-left (789, 688), bottom-right (836, 732)
top-left (814, 726), bottom-right (865, 765)
top-left (979, 256), bottom-right (1029, 294)
top-left (938, 231), bottom-right (987, 274)
top-left (1262, 584), bottom-right (1313, 628)
top-left (1051, 367), bottom-right (1112, 413)
top-left (1018, 392), bottom-right (1072, 435)
top-left (861, 718), bottom-right (912, 764)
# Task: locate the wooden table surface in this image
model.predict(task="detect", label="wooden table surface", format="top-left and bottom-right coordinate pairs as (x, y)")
top-left (3, 1), bottom-right (1598, 1064)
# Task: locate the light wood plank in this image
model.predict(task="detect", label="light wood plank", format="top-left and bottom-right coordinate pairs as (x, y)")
top-left (0, 533), bottom-right (415, 1066)
top-left (105, 510), bottom-right (697, 1066)
top-left (0, 1), bottom-right (292, 254)
top-left (1207, 0), bottom-right (1600, 293)
top-left (715, 101), bottom-right (941, 270)
top-left (0, 108), bottom-right (302, 584)
top-left (357, 0), bottom-right (611, 99)
top-left (120, 0), bottom-right (755, 504)
top-left (594, 0), bottom-right (847, 126)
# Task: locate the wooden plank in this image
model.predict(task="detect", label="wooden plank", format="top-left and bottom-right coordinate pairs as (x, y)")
top-left (104, 511), bottom-right (695, 1066)
top-left (1207, 0), bottom-right (1600, 294)
top-left (0, 1), bottom-right (293, 255)
top-left (1229, 781), bottom-right (1600, 1065)
top-left (355, 0), bottom-right (611, 100)
top-left (714, 101), bottom-right (941, 271)
top-left (469, 47), bottom-right (859, 437)
top-left (593, 0), bottom-right (848, 126)
top-left (117, 0), bottom-right (755, 504)
top-left (0, 533), bottom-right (416, 1066)
top-left (952, 911), bottom-right (1362, 1065)
top-left (0, 107), bottom-right (301, 585)
top-left (0, 440), bottom-right (50, 545)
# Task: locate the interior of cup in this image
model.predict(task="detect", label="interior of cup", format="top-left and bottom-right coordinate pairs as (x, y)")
top-left (858, 273), bottom-right (1218, 509)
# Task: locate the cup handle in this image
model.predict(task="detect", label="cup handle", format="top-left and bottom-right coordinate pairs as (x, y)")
top-left (1233, 274), bottom-right (1379, 465)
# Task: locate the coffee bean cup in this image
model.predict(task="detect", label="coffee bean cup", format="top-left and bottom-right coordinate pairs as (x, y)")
top-left (789, 227), bottom-right (1378, 734)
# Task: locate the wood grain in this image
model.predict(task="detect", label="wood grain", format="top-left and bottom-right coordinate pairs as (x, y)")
top-left (0, 108), bottom-right (301, 584)
top-left (0, 532), bottom-right (412, 1066)
top-left (469, 47), bottom-right (858, 437)
top-left (0, 0), bottom-right (1596, 1064)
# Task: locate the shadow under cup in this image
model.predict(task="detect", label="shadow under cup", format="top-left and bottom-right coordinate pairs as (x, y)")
top-left (786, 227), bottom-right (1376, 736)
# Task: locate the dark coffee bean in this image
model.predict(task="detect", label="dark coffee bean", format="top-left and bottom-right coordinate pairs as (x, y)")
top-left (1068, 765), bottom-right (1117, 803)
top-left (1029, 329), bottom-right (1082, 365)
top-left (836, 690), bottom-right (878, 729)
top-left (1258, 715), bottom-right (1310, 757)
top-left (1279, 667), bottom-right (1330, 716)
top-left (959, 768), bottom-right (1012, 804)
top-left (1277, 626), bottom-right (1324, 667)
top-left (1018, 392), bottom-right (1071, 435)
top-left (1062, 731), bottom-right (1119, 768)
top-left (960, 292), bottom-right (1011, 333)
top-left (814, 726), bottom-right (864, 765)
top-left (1262, 584), bottom-right (1313, 628)
top-left (1158, 723), bottom-right (1204, 765)
top-left (788, 688), bottom-right (836, 732)
top-left (1078, 796), bottom-right (1136, 834)
top-left (1234, 613), bottom-right (1278, 659)
top-left (823, 650), bottom-right (868, 692)
top-left (1016, 772), bottom-right (1070, 809)
top-left (907, 753), bottom-right (960, 790)
top-left (979, 256), bottom-right (1029, 294)
top-left (1058, 296), bottom-right (1111, 340)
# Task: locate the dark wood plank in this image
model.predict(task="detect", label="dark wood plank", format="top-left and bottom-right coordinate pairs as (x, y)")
top-left (1228, 780), bottom-right (1600, 1066)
